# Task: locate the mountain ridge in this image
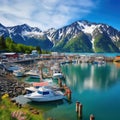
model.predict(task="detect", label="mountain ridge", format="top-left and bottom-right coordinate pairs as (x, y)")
top-left (0, 20), bottom-right (120, 52)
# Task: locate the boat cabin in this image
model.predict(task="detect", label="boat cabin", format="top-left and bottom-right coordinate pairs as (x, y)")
top-left (37, 90), bottom-right (49, 95)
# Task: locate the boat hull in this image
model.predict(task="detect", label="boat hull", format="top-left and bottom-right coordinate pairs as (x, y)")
top-left (52, 73), bottom-right (64, 80)
top-left (24, 95), bottom-right (64, 102)
top-left (29, 75), bottom-right (40, 79)
top-left (13, 71), bottom-right (24, 77)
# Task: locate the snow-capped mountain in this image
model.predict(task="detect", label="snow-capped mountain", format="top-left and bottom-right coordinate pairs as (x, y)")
top-left (47, 20), bottom-right (120, 43)
top-left (0, 20), bottom-right (120, 52)
top-left (7, 24), bottom-right (42, 41)
top-left (0, 23), bottom-right (53, 50)
top-left (46, 20), bottom-right (120, 52)
top-left (0, 23), bottom-right (9, 37)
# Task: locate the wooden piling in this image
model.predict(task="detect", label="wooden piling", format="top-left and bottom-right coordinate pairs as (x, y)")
top-left (90, 114), bottom-right (95, 120)
top-left (58, 78), bottom-right (62, 87)
top-left (66, 88), bottom-right (71, 100)
top-left (63, 84), bottom-right (67, 89)
top-left (78, 103), bottom-right (83, 118)
top-left (76, 101), bottom-right (80, 112)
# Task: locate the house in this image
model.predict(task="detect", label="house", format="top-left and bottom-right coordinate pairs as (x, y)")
top-left (1, 52), bottom-right (19, 59)
top-left (31, 50), bottom-right (39, 57)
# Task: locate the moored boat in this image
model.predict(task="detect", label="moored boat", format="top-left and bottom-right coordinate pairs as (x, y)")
top-left (25, 69), bottom-right (41, 79)
top-left (52, 70), bottom-right (65, 80)
top-left (13, 66), bottom-right (25, 77)
top-left (13, 69), bottom-right (25, 77)
top-left (53, 72), bottom-right (64, 79)
top-left (24, 86), bottom-right (64, 102)
top-left (25, 81), bottom-right (59, 93)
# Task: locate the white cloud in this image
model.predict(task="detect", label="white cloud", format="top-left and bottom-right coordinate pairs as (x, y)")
top-left (0, 0), bottom-right (99, 30)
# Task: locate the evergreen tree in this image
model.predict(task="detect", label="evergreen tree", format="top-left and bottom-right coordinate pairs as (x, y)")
top-left (36, 46), bottom-right (42, 54)
top-left (0, 35), bottom-right (6, 50)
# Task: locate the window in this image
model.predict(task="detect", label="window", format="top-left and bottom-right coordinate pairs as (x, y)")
top-left (37, 91), bottom-right (43, 94)
top-left (43, 91), bottom-right (49, 95)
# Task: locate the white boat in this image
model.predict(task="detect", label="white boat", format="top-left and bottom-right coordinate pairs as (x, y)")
top-left (24, 86), bottom-right (64, 102)
top-left (13, 69), bottom-right (25, 77)
top-left (25, 81), bottom-right (59, 93)
top-left (52, 71), bottom-right (64, 79)
top-left (25, 86), bottom-right (38, 93)
top-left (7, 65), bottom-right (22, 72)
top-left (25, 69), bottom-right (40, 79)
top-left (6, 64), bottom-right (25, 77)
top-left (25, 81), bottom-right (49, 93)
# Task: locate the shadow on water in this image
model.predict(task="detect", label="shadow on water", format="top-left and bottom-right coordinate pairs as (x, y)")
top-left (25, 76), bottom-right (40, 83)
top-left (27, 99), bottom-right (64, 112)
top-left (13, 95), bottom-right (70, 112)
top-left (63, 97), bottom-right (72, 104)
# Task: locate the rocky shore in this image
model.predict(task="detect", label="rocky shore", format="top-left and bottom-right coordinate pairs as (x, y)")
top-left (0, 74), bottom-right (30, 98)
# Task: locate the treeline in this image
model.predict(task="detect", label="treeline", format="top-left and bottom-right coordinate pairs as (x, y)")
top-left (0, 36), bottom-right (50, 54)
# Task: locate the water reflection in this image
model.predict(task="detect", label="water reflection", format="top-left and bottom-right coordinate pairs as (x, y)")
top-left (25, 76), bottom-right (40, 83)
top-left (114, 62), bottom-right (120, 68)
top-left (62, 63), bottom-right (120, 92)
top-left (28, 99), bottom-right (64, 112)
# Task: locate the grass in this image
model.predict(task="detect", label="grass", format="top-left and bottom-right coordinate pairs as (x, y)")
top-left (0, 94), bottom-right (44, 120)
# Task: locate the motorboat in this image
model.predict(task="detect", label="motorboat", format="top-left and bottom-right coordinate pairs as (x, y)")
top-left (25, 69), bottom-right (40, 79)
top-left (12, 66), bottom-right (25, 77)
top-left (24, 86), bottom-right (64, 102)
top-left (13, 69), bottom-right (25, 77)
top-left (25, 81), bottom-right (59, 93)
top-left (52, 71), bottom-right (64, 79)
top-left (25, 81), bottom-right (49, 93)
top-left (6, 64), bottom-right (23, 72)
top-left (93, 56), bottom-right (106, 65)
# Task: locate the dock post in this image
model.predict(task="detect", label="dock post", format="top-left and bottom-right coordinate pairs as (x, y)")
top-left (78, 103), bottom-right (83, 118)
top-left (76, 101), bottom-right (80, 112)
top-left (63, 84), bottom-right (67, 89)
top-left (58, 78), bottom-right (62, 87)
top-left (67, 88), bottom-right (71, 101)
top-left (90, 114), bottom-right (95, 120)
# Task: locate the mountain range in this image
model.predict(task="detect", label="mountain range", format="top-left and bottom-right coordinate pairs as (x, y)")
top-left (0, 20), bottom-right (120, 52)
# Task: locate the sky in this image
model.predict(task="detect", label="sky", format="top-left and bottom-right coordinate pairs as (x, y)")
top-left (0, 0), bottom-right (120, 31)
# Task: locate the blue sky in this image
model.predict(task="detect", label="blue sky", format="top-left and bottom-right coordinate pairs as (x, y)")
top-left (0, 0), bottom-right (120, 31)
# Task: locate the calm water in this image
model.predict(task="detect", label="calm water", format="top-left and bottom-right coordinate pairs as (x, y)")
top-left (65, 52), bottom-right (120, 57)
top-left (61, 63), bottom-right (120, 120)
top-left (23, 62), bottom-right (120, 120)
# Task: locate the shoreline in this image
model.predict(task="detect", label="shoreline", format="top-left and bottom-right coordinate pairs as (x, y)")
top-left (0, 73), bottom-right (30, 99)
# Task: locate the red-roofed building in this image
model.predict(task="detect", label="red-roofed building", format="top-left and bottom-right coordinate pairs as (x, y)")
top-left (1, 52), bottom-right (19, 59)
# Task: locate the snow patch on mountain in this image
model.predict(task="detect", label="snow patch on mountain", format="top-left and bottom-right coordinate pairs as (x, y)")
top-left (46, 28), bottom-right (56, 34)
top-left (23, 31), bottom-right (44, 38)
top-left (82, 24), bottom-right (97, 35)
top-left (59, 31), bottom-right (64, 39)
top-left (66, 27), bottom-right (73, 34)
top-left (77, 21), bottom-right (97, 36)
top-left (111, 35), bottom-right (120, 42)
top-left (47, 35), bottom-right (52, 41)
top-left (91, 38), bottom-right (95, 50)
top-left (8, 28), bottom-right (15, 33)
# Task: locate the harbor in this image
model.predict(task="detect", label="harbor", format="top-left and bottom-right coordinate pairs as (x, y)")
top-left (0, 53), bottom-right (120, 120)
top-left (0, 0), bottom-right (120, 119)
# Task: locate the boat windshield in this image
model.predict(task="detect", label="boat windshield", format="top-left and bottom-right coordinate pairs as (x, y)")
top-left (37, 91), bottom-right (49, 95)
